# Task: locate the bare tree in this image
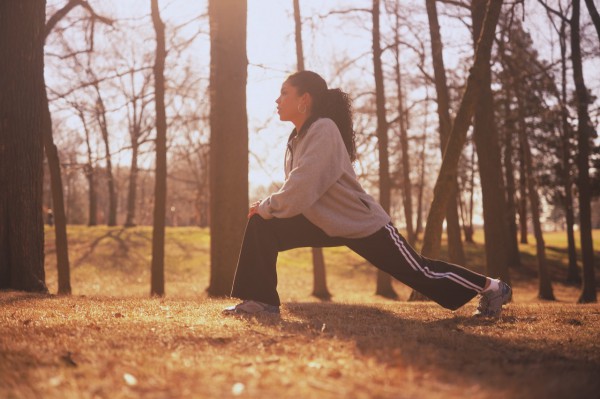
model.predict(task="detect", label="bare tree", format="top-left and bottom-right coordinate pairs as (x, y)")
top-left (372, 0), bottom-right (397, 299)
top-left (207, 0), bottom-right (249, 296)
top-left (457, 143), bottom-right (476, 243)
top-left (421, 0), bottom-right (504, 262)
top-left (92, 82), bottom-right (118, 226)
top-left (496, 18), bottom-right (521, 268)
top-left (570, 0), bottom-right (597, 303)
top-left (469, 0), bottom-right (510, 282)
top-left (391, 1), bottom-right (415, 246)
top-left (554, 9), bottom-right (580, 283)
top-left (0, 1), bottom-right (48, 292)
top-left (425, 0), bottom-right (466, 265)
top-left (150, 0), bottom-right (168, 296)
top-left (584, 0), bottom-right (600, 42)
top-left (120, 66), bottom-right (154, 227)
top-left (74, 105), bottom-right (98, 226)
top-left (293, 0), bottom-right (332, 300)
top-left (43, 0), bottom-right (112, 293)
top-left (518, 131), bottom-right (528, 244)
top-left (516, 93), bottom-right (555, 300)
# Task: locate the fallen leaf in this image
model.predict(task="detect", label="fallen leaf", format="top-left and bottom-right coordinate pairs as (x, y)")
top-left (123, 373), bottom-right (138, 386)
top-left (231, 382), bottom-right (245, 396)
top-left (61, 352), bottom-right (77, 367)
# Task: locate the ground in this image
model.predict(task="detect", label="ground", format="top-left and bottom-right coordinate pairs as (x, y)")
top-left (1, 226), bottom-right (599, 398)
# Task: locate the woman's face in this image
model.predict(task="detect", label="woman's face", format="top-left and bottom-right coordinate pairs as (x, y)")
top-left (276, 81), bottom-right (307, 123)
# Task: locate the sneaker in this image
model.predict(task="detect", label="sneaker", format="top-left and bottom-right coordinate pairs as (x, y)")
top-left (222, 300), bottom-right (280, 315)
top-left (473, 280), bottom-right (512, 318)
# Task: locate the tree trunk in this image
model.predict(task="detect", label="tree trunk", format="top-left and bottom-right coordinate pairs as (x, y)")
top-left (393, 3), bottom-right (415, 246)
top-left (293, 0), bottom-right (304, 72)
top-left (293, 0), bottom-right (331, 300)
top-left (518, 136), bottom-right (528, 244)
top-left (81, 111), bottom-right (97, 226)
top-left (43, 106), bottom-right (71, 294)
top-left (311, 248), bottom-right (331, 300)
top-left (571, 0), bottom-right (597, 303)
top-left (461, 145), bottom-right (476, 243)
top-left (151, 0), bottom-right (167, 297)
top-left (95, 86), bottom-right (117, 226)
top-left (425, 0), bottom-right (465, 266)
top-left (584, 0), bottom-right (600, 43)
top-left (43, 4), bottom-right (74, 294)
top-left (207, 0), bottom-right (249, 296)
top-left (0, 1), bottom-right (48, 292)
top-left (501, 83), bottom-right (521, 268)
top-left (420, 0), bottom-right (503, 261)
top-left (125, 139), bottom-right (139, 227)
top-left (470, 0), bottom-right (510, 283)
top-left (414, 134), bottom-right (427, 241)
top-left (558, 20), bottom-right (580, 283)
top-left (372, 0), bottom-right (397, 299)
top-left (516, 96), bottom-right (554, 300)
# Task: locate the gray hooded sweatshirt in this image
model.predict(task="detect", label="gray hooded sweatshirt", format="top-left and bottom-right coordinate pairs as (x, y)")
top-left (257, 117), bottom-right (390, 238)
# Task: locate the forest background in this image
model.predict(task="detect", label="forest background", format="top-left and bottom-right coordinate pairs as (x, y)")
top-left (2, 0), bottom-right (600, 397)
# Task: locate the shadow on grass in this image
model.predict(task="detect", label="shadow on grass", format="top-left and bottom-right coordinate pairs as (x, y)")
top-left (73, 228), bottom-right (152, 271)
top-left (267, 302), bottom-right (600, 398)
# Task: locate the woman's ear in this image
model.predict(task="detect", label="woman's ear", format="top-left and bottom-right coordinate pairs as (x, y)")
top-left (302, 93), bottom-right (313, 111)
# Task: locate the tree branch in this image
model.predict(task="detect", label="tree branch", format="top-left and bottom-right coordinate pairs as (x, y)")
top-left (45, 0), bottom-right (114, 40)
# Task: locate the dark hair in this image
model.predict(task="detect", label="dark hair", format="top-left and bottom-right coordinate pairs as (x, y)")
top-left (286, 71), bottom-right (357, 162)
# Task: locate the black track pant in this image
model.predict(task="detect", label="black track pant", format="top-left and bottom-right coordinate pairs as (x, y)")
top-left (231, 214), bottom-right (487, 310)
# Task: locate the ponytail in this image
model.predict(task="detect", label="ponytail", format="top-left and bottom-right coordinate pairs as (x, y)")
top-left (286, 71), bottom-right (357, 162)
top-left (322, 89), bottom-right (356, 162)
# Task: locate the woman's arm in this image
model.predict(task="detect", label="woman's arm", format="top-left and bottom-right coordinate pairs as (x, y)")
top-left (257, 119), bottom-right (348, 219)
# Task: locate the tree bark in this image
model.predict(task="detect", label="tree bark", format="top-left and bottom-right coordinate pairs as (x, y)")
top-left (0, 0), bottom-right (48, 292)
top-left (420, 0), bottom-right (504, 263)
top-left (151, 0), bottom-right (167, 297)
top-left (571, 0), bottom-right (597, 303)
top-left (207, 0), bottom-right (249, 296)
top-left (425, 0), bottom-right (465, 266)
top-left (372, 0), bottom-right (397, 299)
top-left (470, 0), bottom-right (510, 283)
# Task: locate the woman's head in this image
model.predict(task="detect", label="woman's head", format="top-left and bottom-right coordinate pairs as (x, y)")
top-left (277, 70), bottom-right (357, 161)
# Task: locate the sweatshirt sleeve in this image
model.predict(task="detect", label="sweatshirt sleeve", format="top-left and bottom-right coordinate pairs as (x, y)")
top-left (257, 119), bottom-right (347, 219)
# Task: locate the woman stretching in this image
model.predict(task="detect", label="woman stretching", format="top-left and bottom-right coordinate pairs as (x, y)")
top-left (224, 71), bottom-right (511, 318)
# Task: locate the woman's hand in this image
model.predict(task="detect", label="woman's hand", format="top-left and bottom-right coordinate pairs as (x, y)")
top-left (248, 201), bottom-right (261, 219)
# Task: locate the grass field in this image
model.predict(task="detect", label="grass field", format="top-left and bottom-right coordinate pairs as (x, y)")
top-left (1, 226), bottom-right (599, 398)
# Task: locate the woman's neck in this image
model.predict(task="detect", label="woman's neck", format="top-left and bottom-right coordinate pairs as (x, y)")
top-left (292, 113), bottom-right (310, 132)
top-left (292, 113), bottom-right (310, 133)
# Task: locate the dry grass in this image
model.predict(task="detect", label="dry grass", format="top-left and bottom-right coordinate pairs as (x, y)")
top-left (1, 226), bottom-right (599, 399)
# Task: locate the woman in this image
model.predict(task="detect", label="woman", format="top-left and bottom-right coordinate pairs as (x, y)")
top-left (224, 71), bottom-right (511, 317)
